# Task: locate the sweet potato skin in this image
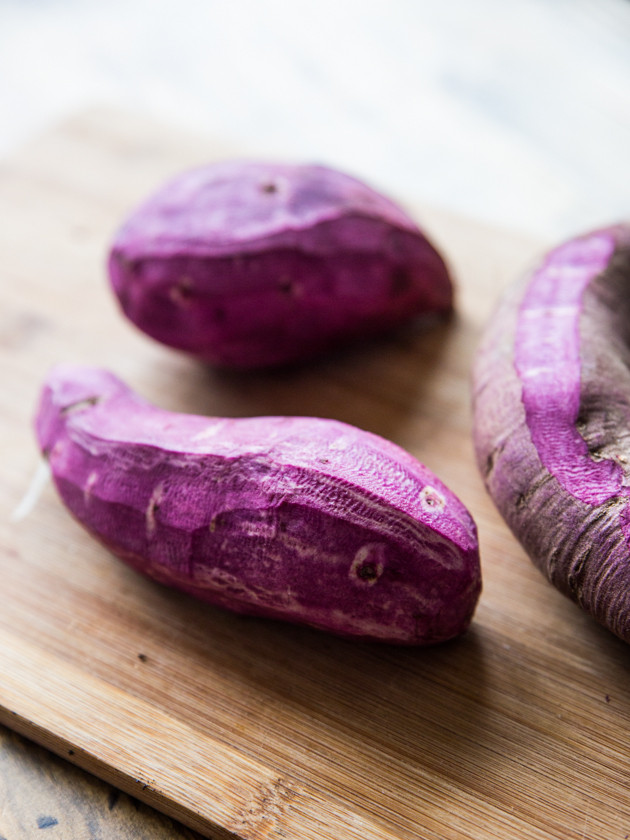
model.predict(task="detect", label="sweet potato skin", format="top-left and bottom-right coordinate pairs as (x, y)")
top-left (36, 365), bottom-right (480, 645)
top-left (472, 224), bottom-right (630, 642)
top-left (108, 161), bottom-right (453, 368)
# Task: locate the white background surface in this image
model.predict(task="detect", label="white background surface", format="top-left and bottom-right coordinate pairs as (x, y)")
top-left (1, 0), bottom-right (629, 239)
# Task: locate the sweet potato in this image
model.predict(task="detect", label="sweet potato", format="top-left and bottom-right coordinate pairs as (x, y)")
top-left (108, 161), bottom-right (453, 368)
top-left (35, 364), bottom-right (480, 644)
top-left (472, 224), bottom-right (630, 642)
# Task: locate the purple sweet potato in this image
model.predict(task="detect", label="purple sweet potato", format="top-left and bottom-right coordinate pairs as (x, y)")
top-left (35, 364), bottom-right (480, 644)
top-left (108, 161), bottom-right (453, 368)
top-left (472, 224), bottom-right (630, 643)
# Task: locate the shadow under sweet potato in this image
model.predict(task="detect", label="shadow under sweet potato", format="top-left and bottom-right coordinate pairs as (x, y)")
top-left (153, 311), bottom-right (461, 449)
top-left (111, 570), bottom-right (493, 838)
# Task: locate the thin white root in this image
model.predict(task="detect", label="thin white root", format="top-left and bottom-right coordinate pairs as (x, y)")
top-left (11, 459), bottom-right (52, 522)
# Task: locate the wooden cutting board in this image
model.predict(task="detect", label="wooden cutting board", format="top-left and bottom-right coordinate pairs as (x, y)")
top-left (1, 109), bottom-right (629, 840)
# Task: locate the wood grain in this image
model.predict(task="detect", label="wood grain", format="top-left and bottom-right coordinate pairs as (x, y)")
top-left (1, 108), bottom-right (630, 840)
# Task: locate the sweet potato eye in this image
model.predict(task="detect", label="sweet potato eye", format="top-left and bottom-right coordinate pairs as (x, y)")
top-left (357, 562), bottom-right (378, 581)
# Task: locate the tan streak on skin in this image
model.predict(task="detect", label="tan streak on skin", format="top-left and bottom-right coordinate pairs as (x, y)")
top-left (146, 483), bottom-right (165, 537)
top-left (83, 471), bottom-right (98, 504)
top-left (60, 396), bottom-right (101, 416)
top-left (169, 275), bottom-right (194, 305)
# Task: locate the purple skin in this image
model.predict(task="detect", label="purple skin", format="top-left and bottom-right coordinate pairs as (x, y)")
top-left (108, 161), bottom-right (453, 368)
top-left (35, 365), bottom-right (480, 645)
top-left (473, 224), bottom-right (630, 643)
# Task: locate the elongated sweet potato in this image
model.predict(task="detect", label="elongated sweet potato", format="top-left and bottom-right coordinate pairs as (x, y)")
top-left (473, 224), bottom-right (630, 642)
top-left (108, 161), bottom-right (453, 368)
top-left (36, 365), bottom-right (480, 644)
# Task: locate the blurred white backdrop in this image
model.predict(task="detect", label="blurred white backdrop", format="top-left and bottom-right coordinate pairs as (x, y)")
top-left (1, 0), bottom-right (629, 238)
